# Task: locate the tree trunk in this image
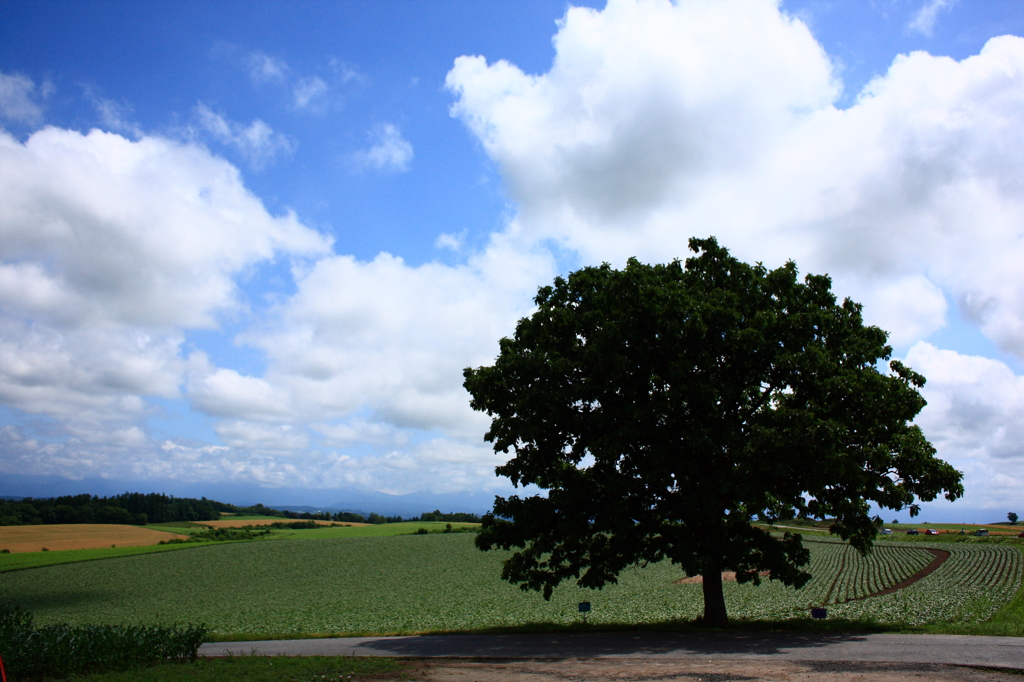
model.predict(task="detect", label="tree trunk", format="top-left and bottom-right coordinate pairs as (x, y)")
top-left (701, 567), bottom-right (729, 627)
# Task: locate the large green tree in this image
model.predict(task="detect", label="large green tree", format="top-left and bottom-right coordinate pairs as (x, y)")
top-left (464, 238), bottom-right (963, 626)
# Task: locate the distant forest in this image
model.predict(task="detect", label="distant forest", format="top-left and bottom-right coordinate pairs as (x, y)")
top-left (0, 493), bottom-right (481, 527)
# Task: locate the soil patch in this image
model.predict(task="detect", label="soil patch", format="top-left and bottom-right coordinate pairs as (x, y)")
top-left (0, 524), bottom-right (188, 553)
top-left (674, 571), bottom-right (770, 584)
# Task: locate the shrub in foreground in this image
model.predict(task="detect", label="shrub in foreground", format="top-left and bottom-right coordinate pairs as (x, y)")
top-left (0, 603), bottom-right (208, 680)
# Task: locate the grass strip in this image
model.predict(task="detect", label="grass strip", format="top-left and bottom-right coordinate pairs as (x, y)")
top-left (67, 655), bottom-right (406, 681)
top-left (0, 539), bottom-right (260, 573)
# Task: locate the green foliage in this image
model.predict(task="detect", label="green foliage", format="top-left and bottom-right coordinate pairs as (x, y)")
top-left (0, 492), bottom-right (221, 526)
top-left (0, 602), bottom-right (207, 679)
top-left (159, 527), bottom-right (271, 544)
top-left (0, 534), bottom-right (1015, 638)
top-left (332, 511), bottom-right (367, 523)
top-left (1010, 512), bottom-right (1019, 524)
top-left (66, 655), bottom-right (405, 682)
top-left (416, 510), bottom-right (483, 523)
top-left (465, 238), bottom-right (964, 625)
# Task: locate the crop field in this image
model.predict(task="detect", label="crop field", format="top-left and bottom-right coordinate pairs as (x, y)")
top-left (827, 543), bottom-right (1023, 625)
top-left (264, 521), bottom-right (479, 540)
top-left (194, 518), bottom-right (360, 529)
top-left (0, 524), bottom-right (187, 553)
top-left (0, 534), bottom-right (1018, 636)
top-left (0, 542), bottom-right (213, 572)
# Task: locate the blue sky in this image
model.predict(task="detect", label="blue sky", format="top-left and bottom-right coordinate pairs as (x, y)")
top-left (1, 0), bottom-right (1023, 521)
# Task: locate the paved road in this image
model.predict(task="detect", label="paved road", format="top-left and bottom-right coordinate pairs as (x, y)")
top-left (199, 632), bottom-right (1024, 669)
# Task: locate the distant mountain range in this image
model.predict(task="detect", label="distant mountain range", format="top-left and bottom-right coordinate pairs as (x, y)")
top-left (327, 488), bottom-right (499, 517)
top-left (0, 473), bottom-right (501, 518)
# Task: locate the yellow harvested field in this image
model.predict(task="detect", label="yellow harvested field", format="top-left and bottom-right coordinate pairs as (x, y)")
top-left (0, 524), bottom-right (188, 553)
top-left (196, 519), bottom-right (369, 528)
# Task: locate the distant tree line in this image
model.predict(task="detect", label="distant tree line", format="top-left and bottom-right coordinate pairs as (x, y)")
top-left (271, 508), bottom-right (481, 525)
top-left (0, 495), bottom-right (481, 527)
top-left (0, 493), bottom-right (222, 526)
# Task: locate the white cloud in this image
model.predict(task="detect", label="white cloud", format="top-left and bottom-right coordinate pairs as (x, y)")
top-left (434, 231), bottom-right (466, 252)
top-left (908, 0), bottom-right (955, 37)
top-left (904, 342), bottom-right (1024, 510)
top-left (90, 94), bottom-right (141, 137)
top-left (243, 235), bottom-right (553, 435)
top-left (312, 420), bottom-right (410, 449)
top-left (447, 0), bottom-right (1024, 360)
top-left (186, 352), bottom-right (292, 420)
top-left (0, 125), bottom-right (330, 428)
top-left (193, 102), bottom-right (295, 169)
top-left (0, 71), bottom-right (49, 125)
top-left (0, 122), bottom-right (545, 493)
top-left (214, 421), bottom-right (309, 454)
top-left (241, 50), bottom-right (340, 113)
top-left (161, 440), bottom-right (230, 462)
top-left (352, 123), bottom-right (413, 173)
top-left (5, 0), bottom-right (1024, 506)
top-left (332, 438), bottom-right (507, 495)
top-left (293, 76), bottom-right (328, 110)
top-left (248, 51), bottom-right (289, 84)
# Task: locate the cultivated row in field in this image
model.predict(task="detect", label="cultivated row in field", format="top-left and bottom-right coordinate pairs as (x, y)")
top-left (0, 533), bottom-right (1018, 635)
top-left (827, 542), bottom-right (1023, 625)
top-left (806, 540), bottom-right (936, 604)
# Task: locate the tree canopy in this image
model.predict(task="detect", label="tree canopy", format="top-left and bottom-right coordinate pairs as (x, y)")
top-left (464, 237), bottom-right (963, 626)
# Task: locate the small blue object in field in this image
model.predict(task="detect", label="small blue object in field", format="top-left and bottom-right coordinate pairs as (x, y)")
top-left (578, 602), bottom-right (591, 613)
top-left (811, 608), bottom-right (827, 619)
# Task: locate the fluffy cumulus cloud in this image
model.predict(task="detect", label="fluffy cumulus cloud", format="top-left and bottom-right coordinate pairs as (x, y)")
top-left (0, 126), bottom-right (330, 476)
top-left (447, 0), bottom-right (1024, 356)
top-left (4, 0), bottom-right (1024, 509)
top-left (242, 235), bottom-right (553, 434)
top-left (444, 0), bottom-right (1024, 509)
top-left (0, 122), bottom-right (545, 493)
top-left (904, 342), bottom-right (1024, 511)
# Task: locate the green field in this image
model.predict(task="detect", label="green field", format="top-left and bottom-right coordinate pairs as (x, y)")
top-left (0, 541), bottom-right (213, 572)
top-left (0, 533), bottom-right (1019, 638)
top-left (0, 521), bottom-right (475, 573)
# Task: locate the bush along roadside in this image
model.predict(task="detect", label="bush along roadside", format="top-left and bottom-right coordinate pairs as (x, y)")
top-left (0, 602), bottom-right (208, 680)
top-left (158, 527), bottom-right (271, 544)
